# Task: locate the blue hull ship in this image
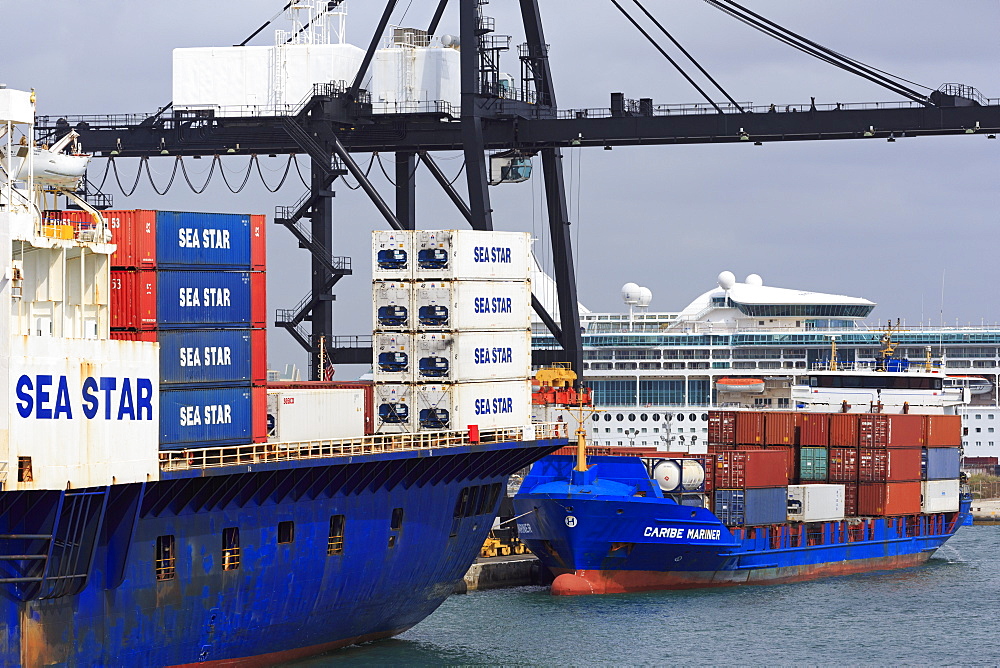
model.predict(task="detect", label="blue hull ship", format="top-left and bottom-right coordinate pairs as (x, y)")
top-left (0, 437), bottom-right (564, 666)
top-left (513, 455), bottom-right (971, 596)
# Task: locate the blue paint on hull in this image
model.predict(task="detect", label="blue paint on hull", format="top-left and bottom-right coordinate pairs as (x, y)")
top-left (513, 456), bottom-right (970, 592)
top-left (0, 438), bottom-right (564, 666)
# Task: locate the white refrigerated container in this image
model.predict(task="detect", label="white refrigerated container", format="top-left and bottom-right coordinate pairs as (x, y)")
top-left (372, 280), bottom-right (413, 332)
top-left (412, 280), bottom-right (531, 332)
top-left (786, 484), bottom-right (846, 522)
top-left (412, 230), bottom-right (530, 280)
top-left (372, 230), bottom-right (413, 280)
top-left (373, 383), bottom-right (414, 434)
top-left (267, 388), bottom-right (366, 443)
top-left (921, 479), bottom-right (960, 513)
top-left (412, 380), bottom-right (531, 432)
top-left (413, 331), bottom-right (531, 382)
top-left (373, 333), bottom-right (414, 383)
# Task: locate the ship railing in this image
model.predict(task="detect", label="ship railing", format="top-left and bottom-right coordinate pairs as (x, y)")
top-left (158, 422), bottom-right (569, 472)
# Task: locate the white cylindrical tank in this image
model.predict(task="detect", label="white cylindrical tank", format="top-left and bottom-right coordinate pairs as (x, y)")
top-left (412, 230), bottom-right (531, 281)
top-left (412, 380), bottom-right (531, 432)
top-left (413, 331), bottom-right (531, 382)
top-left (412, 280), bottom-right (531, 332)
top-left (373, 333), bottom-right (414, 383)
top-left (652, 459), bottom-right (706, 492)
top-left (372, 230), bottom-right (413, 280)
top-left (372, 280), bottom-right (413, 332)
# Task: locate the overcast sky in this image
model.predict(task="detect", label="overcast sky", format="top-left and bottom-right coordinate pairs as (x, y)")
top-left (4, 1), bottom-right (998, 376)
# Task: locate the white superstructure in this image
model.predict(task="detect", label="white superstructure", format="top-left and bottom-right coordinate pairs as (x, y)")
top-left (532, 270), bottom-right (999, 458)
top-left (0, 88), bottom-right (160, 490)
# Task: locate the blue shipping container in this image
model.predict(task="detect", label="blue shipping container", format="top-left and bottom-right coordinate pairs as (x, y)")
top-left (923, 447), bottom-right (961, 480)
top-left (160, 385), bottom-right (252, 448)
top-left (157, 329), bottom-right (254, 385)
top-left (157, 270), bottom-right (255, 328)
top-left (156, 212), bottom-right (256, 269)
top-left (714, 487), bottom-right (787, 527)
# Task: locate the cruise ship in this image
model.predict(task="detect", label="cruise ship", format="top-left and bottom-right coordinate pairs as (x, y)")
top-left (531, 270), bottom-right (999, 459)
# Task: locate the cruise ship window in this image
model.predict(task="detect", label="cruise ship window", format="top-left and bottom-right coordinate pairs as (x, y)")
top-left (628, 414), bottom-right (636, 422)
top-left (976, 441), bottom-right (982, 446)
top-left (641, 428), bottom-right (647, 433)
top-left (975, 428), bottom-right (981, 433)
top-left (653, 414), bottom-right (661, 421)
top-left (592, 414), bottom-right (600, 422)
top-left (677, 414), bottom-right (685, 422)
top-left (605, 428), bottom-right (610, 433)
top-left (701, 413), bottom-right (709, 421)
top-left (640, 413), bottom-right (648, 421)
top-left (653, 428), bottom-right (659, 433)
top-left (702, 428), bottom-right (708, 433)
top-left (604, 414), bottom-right (611, 421)
top-left (689, 414), bottom-right (696, 421)
top-left (616, 413), bottom-right (624, 421)
top-left (990, 428), bottom-right (995, 433)
top-left (617, 428), bottom-right (623, 433)
top-left (975, 414), bottom-right (982, 419)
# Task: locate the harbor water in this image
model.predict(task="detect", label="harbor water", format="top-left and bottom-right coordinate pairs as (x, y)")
top-left (290, 526), bottom-right (999, 665)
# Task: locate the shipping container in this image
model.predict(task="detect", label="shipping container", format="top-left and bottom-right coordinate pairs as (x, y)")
top-left (764, 412), bottom-right (795, 445)
top-left (708, 411), bottom-right (736, 447)
top-left (714, 487), bottom-right (787, 526)
top-left (156, 270), bottom-right (265, 328)
top-left (667, 493), bottom-right (710, 509)
top-left (412, 229), bottom-right (531, 281)
top-left (372, 280), bottom-right (413, 332)
top-left (372, 229), bottom-right (413, 280)
top-left (373, 332), bottom-right (414, 382)
top-left (251, 328), bottom-right (267, 386)
top-left (766, 445), bottom-right (797, 482)
top-left (858, 414), bottom-right (889, 448)
top-left (921, 479), bottom-right (960, 513)
top-left (714, 450), bottom-right (789, 489)
top-left (252, 384), bottom-right (267, 443)
top-left (799, 447), bottom-right (829, 481)
top-left (154, 211), bottom-right (266, 270)
top-left (843, 482), bottom-right (858, 516)
top-left (651, 458), bottom-right (707, 492)
top-left (412, 380), bottom-right (531, 432)
top-left (886, 414), bottom-right (924, 447)
top-left (412, 280), bottom-right (532, 332)
top-left (412, 331), bottom-right (531, 382)
top-left (787, 484), bottom-right (845, 522)
top-left (828, 447), bottom-right (859, 482)
top-left (373, 383), bottom-right (413, 434)
top-left (106, 210), bottom-right (157, 269)
top-left (157, 328), bottom-right (262, 385)
top-left (267, 388), bottom-right (367, 442)
top-left (925, 414), bottom-right (962, 447)
top-left (268, 381), bottom-right (373, 435)
top-left (110, 270), bottom-right (157, 330)
top-left (923, 447), bottom-right (961, 480)
top-left (856, 481), bottom-right (922, 516)
top-left (798, 413), bottom-right (830, 447)
top-left (159, 385), bottom-right (253, 449)
top-left (110, 330), bottom-right (158, 342)
top-left (858, 447), bottom-right (922, 482)
top-left (829, 413), bottom-right (859, 447)
top-left (734, 411), bottom-right (764, 445)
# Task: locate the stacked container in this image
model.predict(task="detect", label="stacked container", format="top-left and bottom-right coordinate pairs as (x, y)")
top-left (713, 450), bottom-right (789, 526)
top-left (371, 230), bottom-right (532, 434)
top-left (107, 210), bottom-right (268, 449)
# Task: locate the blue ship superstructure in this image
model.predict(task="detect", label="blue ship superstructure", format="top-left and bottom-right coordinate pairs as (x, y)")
top-left (515, 453), bottom-right (970, 595)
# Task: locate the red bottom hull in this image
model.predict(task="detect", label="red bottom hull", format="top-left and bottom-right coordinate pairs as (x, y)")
top-left (550, 551), bottom-right (933, 595)
top-left (171, 626), bottom-right (410, 667)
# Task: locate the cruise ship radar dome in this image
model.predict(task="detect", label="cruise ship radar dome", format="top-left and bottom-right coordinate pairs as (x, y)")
top-left (622, 283), bottom-right (642, 305)
top-left (637, 287), bottom-right (652, 307)
top-left (745, 274), bottom-right (763, 286)
top-left (718, 271), bottom-right (736, 290)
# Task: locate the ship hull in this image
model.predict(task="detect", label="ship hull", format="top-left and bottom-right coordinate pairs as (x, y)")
top-left (1, 438), bottom-right (563, 667)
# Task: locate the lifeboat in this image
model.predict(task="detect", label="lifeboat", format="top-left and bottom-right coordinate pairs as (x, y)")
top-left (715, 377), bottom-right (765, 393)
top-left (944, 375), bottom-right (994, 395)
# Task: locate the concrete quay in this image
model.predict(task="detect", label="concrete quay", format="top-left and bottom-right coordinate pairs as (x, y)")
top-left (971, 498), bottom-right (1000, 524)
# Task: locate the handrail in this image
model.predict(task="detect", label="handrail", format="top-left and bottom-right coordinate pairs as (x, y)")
top-left (159, 422), bottom-right (568, 472)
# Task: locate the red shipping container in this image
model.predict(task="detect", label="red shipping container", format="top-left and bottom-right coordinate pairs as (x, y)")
top-left (251, 271), bottom-right (267, 328)
top-left (886, 414), bottom-right (924, 447)
top-left (765, 445), bottom-right (796, 482)
top-left (858, 447), bottom-right (922, 482)
top-left (250, 214), bottom-right (267, 270)
top-left (844, 482), bottom-right (858, 516)
top-left (714, 449), bottom-right (789, 489)
top-left (106, 210), bottom-right (157, 269)
top-left (110, 330), bottom-right (158, 342)
top-left (110, 270), bottom-right (157, 330)
top-left (828, 447), bottom-right (859, 482)
top-left (764, 412), bottom-right (795, 445)
top-left (829, 413), bottom-right (859, 447)
top-left (858, 414), bottom-right (889, 448)
top-left (798, 413), bottom-right (829, 447)
top-left (734, 411), bottom-right (764, 445)
top-left (857, 481), bottom-right (921, 516)
top-left (252, 384), bottom-right (268, 443)
top-left (251, 328), bottom-right (267, 384)
top-left (708, 411), bottom-right (736, 446)
top-left (925, 415), bottom-right (962, 447)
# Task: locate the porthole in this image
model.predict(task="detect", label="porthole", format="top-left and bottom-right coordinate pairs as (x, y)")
top-left (653, 413), bottom-right (661, 421)
top-left (701, 413), bottom-right (709, 421)
top-left (677, 414), bottom-right (685, 422)
top-left (689, 413), bottom-right (697, 421)
top-left (640, 413), bottom-right (648, 421)
top-left (628, 413), bottom-right (636, 422)
top-left (592, 414), bottom-right (600, 422)
top-left (604, 413), bottom-right (612, 421)
top-left (616, 413), bottom-right (625, 421)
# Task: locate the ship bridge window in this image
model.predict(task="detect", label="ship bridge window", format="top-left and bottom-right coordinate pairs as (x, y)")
top-left (278, 521), bottom-right (294, 545)
top-left (328, 515), bottom-right (346, 555)
top-left (155, 535), bottom-right (176, 582)
top-left (222, 527), bottom-right (240, 571)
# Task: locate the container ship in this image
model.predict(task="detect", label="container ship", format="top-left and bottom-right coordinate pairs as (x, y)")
top-left (515, 363), bottom-right (971, 595)
top-left (0, 88), bottom-right (566, 665)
